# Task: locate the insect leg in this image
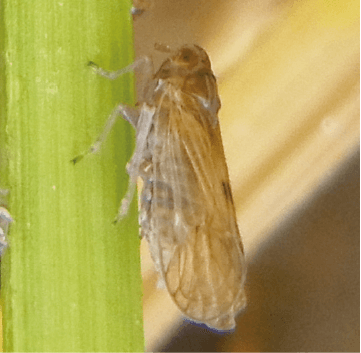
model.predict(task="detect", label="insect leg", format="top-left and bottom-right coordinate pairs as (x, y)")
top-left (0, 207), bottom-right (14, 223)
top-left (113, 180), bottom-right (137, 224)
top-left (113, 104), bottom-right (155, 223)
top-left (88, 56), bottom-right (153, 81)
top-left (89, 56), bottom-right (154, 103)
top-left (0, 206), bottom-right (14, 256)
top-left (72, 104), bottom-right (140, 164)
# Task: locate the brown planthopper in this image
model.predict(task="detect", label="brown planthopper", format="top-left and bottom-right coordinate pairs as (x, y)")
top-left (73, 44), bottom-right (247, 331)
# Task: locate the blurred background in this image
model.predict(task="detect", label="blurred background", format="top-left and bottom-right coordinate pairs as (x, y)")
top-left (133, 0), bottom-right (360, 351)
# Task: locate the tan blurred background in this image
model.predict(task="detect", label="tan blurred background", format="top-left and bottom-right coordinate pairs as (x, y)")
top-left (134, 0), bottom-right (360, 351)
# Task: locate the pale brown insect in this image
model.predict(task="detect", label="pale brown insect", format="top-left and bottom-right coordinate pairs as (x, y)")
top-left (74, 45), bottom-right (246, 330)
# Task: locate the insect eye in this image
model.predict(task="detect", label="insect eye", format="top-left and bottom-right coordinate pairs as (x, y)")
top-left (161, 68), bottom-right (170, 76)
top-left (180, 49), bottom-right (194, 62)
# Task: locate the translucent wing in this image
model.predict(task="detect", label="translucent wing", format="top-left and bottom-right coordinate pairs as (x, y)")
top-left (148, 83), bottom-right (246, 330)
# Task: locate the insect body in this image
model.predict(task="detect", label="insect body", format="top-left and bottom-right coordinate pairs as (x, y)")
top-left (77, 45), bottom-right (246, 330)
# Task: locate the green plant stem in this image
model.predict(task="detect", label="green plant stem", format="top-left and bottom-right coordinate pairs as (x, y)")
top-left (0, 1), bottom-right (144, 351)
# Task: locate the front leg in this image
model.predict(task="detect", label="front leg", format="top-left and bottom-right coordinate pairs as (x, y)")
top-left (89, 56), bottom-right (154, 103)
top-left (72, 56), bottom-right (155, 164)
